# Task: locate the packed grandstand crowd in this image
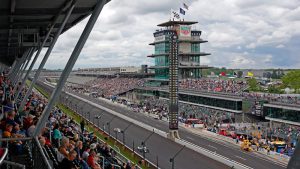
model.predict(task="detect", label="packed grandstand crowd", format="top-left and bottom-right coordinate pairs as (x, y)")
top-left (84, 78), bottom-right (145, 98)
top-left (64, 77), bottom-right (300, 106)
top-left (243, 92), bottom-right (300, 105)
top-left (179, 78), bottom-right (248, 93)
top-left (0, 73), bottom-right (139, 169)
top-left (62, 76), bottom-right (300, 157)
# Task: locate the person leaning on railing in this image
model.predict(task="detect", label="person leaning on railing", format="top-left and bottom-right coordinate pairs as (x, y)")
top-left (2, 123), bottom-right (24, 155)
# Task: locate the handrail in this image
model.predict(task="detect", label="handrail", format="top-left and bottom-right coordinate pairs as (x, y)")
top-left (0, 148), bottom-right (8, 165)
top-left (34, 136), bottom-right (52, 169)
top-left (3, 160), bottom-right (26, 169)
top-left (0, 137), bottom-right (33, 142)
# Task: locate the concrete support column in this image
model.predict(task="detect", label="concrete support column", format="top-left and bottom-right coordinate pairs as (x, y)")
top-left (13, 48), bottom-right (34, 87)
top-left (11, 50), bottom-right (30, 84)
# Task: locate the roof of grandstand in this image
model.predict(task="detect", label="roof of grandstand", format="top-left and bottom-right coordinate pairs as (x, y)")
top-left (0, 0), bottom-right (109, 66)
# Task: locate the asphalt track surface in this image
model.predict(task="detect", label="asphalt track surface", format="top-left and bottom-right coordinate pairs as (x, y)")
top-left (37, 81), bottom-right (286, 169)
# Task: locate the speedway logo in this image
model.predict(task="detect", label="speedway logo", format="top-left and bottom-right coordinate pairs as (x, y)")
top-left (180, 25), bottom-right (191, 37)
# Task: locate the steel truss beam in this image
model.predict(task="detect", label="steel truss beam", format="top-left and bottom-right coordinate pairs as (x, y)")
top-left (34, 0), bottom-right (108, 136)
top-left (18, 0), bottom-right (76, 112)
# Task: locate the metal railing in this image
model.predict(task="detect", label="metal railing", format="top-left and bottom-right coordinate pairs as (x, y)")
top-left (0, 137), bottom-right (52, 169)
top-left (0, 148), bottom-right (8, 164)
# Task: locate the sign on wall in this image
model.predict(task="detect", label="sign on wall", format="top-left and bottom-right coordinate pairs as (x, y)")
top-left (155, 35), bottom-right (165, 42)
top-left (179, 25), bottom-right (191, 37)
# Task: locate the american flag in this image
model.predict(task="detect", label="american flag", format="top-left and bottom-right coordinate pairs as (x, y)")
top-left (183, 3), bottom-right (189, 10)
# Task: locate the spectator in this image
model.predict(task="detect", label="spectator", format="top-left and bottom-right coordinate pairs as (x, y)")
top-left (53, 123), bottom-right (62, 147)
top-left (87, 149), bottom-right (101, 169)
top-left (82, 148), bottom-right (90, 161)
top-left (58, 150), bottom-right (78, 169)
top-left (80, 119), bottom-right (85, 133)
top-left (59, 137), bottom-right (71, 157)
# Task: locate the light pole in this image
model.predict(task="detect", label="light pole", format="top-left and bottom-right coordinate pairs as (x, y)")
top-left (87, 112), bottom-right (91, 121)
top-left (95, 115), bottom-right (102, 128)
top-left (138, 131), bottom-right (154, 160)
top-left (75, 104), bottom-right (78, 113)
top-left (69, 101), bottom-right (73, 110)
top-left (80, 107), bottom-right (85, 118)
top-left (65, 96), bottom-right (69, 106)
top-left (121, 123), bottom-right (133, 145)
top-left (107, 116), bottom-right (116, 136)
top-left (170, 145), bottom-right (185, 169)
top-left (114, 128), bottom-right (121, 141)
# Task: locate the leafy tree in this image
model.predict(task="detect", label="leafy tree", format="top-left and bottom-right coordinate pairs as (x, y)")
top-left (247, 78), bottom-right (260, 91)
top-left (282, 70), bottom-right (300, 93)
top-left (268, 85), bottom-right (283, 94)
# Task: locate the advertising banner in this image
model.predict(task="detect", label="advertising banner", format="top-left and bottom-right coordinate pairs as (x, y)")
top-left (180, 25), bottom-right (191, 37)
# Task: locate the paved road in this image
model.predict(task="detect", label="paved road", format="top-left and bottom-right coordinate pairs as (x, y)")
top-left (37, 81), bottom-right (229, 169)
top-left (38, 81), bottom-right (286, 169)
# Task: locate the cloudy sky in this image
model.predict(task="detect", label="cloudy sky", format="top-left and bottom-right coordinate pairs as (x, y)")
top-left (35, 0), bottom-right (300, 70)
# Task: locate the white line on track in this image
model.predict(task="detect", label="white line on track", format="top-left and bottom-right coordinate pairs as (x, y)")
top-left (235, 155), bottom-right (246, 161)
top-left (187, 129), bottom-right (288, 167)
top-left (208, 145), bottom-right (218, 150)
top-left (186, 136), bottom-right (195, 141)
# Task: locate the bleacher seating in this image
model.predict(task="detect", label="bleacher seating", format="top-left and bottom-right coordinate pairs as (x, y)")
top-left (0, 71), bottom-right (133, 169)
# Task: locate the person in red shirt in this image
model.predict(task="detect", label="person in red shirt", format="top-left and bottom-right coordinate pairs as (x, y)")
top-left (87, 150), bottom-right (101, 169)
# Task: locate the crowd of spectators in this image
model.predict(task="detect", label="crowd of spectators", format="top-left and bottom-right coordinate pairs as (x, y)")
top-left (178, 78), bottom-right (300, 106)
top-left (68, 77), bottom-right (145, 98)
top-left (243, 92), bottom-right (300, 105)
top-left (112, 96), bottom-right (235, 128)
top-left (64, 76), bottom-right (300, 107)
top-left (0, 72), bottom-right (138, 169)
top-left (179, 78), bottom-right (247, 94)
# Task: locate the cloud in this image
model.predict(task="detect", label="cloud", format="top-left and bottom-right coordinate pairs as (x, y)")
top-left (34, 0), bottom-right (300, 70)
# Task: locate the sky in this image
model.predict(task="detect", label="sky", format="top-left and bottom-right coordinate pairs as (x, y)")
top-left (34, 0), bottom-right (300, 70)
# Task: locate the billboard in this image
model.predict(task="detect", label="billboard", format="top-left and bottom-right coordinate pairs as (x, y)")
top-left (180, 25), bottom-right (191, 37)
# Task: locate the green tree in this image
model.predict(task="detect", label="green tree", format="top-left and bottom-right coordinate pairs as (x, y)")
top-left (247, 78), bottom-right (259, 91)
top-left (282, 70), bottom-right (300, 93)
top-left (268, 85), bottom-right (283, 94)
